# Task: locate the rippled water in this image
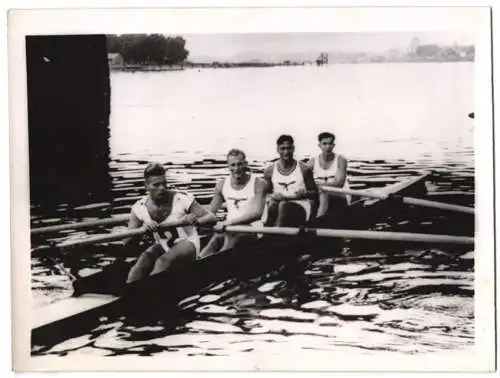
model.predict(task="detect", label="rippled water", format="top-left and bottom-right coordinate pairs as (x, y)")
top-left (30, 62), bottom-right (475, 358)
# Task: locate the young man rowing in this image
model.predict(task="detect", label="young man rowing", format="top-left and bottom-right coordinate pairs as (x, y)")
top-left (263, 135), bottom-right (318, 226)
top-left (124, 163), bottom-right (216, 283)
top-left (198, 149), bottom-right (268, 258)
top-left (308, 132), bottom-right (350, 223)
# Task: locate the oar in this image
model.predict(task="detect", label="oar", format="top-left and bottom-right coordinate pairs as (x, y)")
top-left (31, 215), bottom-right (130, 235)
top-left (224, 225), bottom-right (474, 245)
top-left (30, 205), bottom-right (216, 235)
top-left (57, 227), bottom-right (148, 249)
top-left (321, 186), bottom-right (474, 215)
top-left (39, 220), bottom-right (188, 252)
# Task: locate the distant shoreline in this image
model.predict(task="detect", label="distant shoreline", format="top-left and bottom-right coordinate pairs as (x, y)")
top-left (110, 59), bottom-right (474, 72)
top-left (109, 61), bottom-right (305, 72)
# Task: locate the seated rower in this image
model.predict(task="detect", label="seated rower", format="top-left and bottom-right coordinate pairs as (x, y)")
top-left (308, 132), bottom-right (350, 224)
top-left (263, 134), bottom-right (318, 227)
top-left (198, 149), bottom-right (268, 259)
top-left (123, 162), bottom-right (216, 283)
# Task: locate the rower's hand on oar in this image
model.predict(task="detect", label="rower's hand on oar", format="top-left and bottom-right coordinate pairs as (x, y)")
top-left (213, 221), bottom-right (228, 233)
top-left (180, 214), bottom-right (199, 226)
top-left (294, 188), bottom-right (307, 198)
top-left (144, 220), bottom-right (160, 233)
top-left (270, 193), bottom-right (286, 202)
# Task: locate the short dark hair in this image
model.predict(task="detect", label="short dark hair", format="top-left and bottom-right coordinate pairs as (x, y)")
top-left (144, 162), bottom-right (166, 180)
top-left (277, 134), bottom-right (294, 145)
top-left (318, 132), bottom-right (335, 142)
top-left (226, 148), bottom-right (246, 160)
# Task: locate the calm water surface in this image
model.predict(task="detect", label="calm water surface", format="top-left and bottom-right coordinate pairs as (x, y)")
top-left (31, 62), bottom-right (475, 359)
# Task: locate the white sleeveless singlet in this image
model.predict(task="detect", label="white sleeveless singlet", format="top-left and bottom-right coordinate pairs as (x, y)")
top-left (132, 192), bottom-right (200, 254)
top-left (313, 154), bottom-right (351, 205)
top-left (270, 161), bottom-right (312, 220)
top-left (222, 174), bottom-right (257, 221)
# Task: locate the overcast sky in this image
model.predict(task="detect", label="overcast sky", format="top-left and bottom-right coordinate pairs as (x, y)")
top-left (182, 32), bottom-right (476, 62)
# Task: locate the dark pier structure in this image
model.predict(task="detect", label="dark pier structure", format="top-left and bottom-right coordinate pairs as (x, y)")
top-left (26, 35), bottom-right (111, 209)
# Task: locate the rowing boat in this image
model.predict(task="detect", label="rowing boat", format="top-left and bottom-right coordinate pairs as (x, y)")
top-left (31, 172), bottom-right (432, 351)
top-left (31, 173), bottom-right (433, 350)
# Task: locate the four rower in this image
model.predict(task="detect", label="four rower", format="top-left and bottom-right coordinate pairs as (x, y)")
top-left (308, 132), bottom-right (350, 222)
top-left (122, 133), bottom-right (346, 276)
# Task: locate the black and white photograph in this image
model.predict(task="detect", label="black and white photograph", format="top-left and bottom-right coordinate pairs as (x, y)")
top-left (9, 6), bottom-right (494, 372)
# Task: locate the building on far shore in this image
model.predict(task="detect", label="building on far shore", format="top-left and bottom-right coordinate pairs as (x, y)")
top-left (409, 37), bottom-right (420, 54)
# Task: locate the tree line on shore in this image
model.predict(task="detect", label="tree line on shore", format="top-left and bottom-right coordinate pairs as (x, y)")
top-left (106, 34), bottom-right (189, 65)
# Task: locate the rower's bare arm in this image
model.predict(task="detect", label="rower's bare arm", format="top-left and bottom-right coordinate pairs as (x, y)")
top-left (324, 155), bottom-right (347, 187)
top-left (299, 163), bottom-right (319, 218)
top-left (122, 211), bottom-right (142, 246)
top-left (128, 211), bottom-right (142, 229)
top-left (307, 157), bottom-right (315, 170)
top-left (208, 179), bottom-right (225, 214)
top-left (263, 165), bottom-right (274, 194)
top-left (305, 164), bottom-right (319, 193)
top-left (224, 178), bottom-right (268, 226)
top-left (187, 199), bottom-right (217, 225)
top-left (306, 164), bottom-right (320, 200)
top-left (305, 165), bottom-right (320, 218)
top-left (285, 162), bottom-right (319, 201)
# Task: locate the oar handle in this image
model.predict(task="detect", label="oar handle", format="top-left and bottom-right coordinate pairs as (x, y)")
top-left (224, 225), bottom-right (474, 245)
top-left (321, 186), bottom-right (474, 215)
top-left (30, 205), bottom-right (215, 235)
top-left (57, 220), bottom-right (186, 250)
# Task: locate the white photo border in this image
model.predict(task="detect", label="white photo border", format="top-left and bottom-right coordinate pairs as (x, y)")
top-left (7, 5), bottom-right (495, 372)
